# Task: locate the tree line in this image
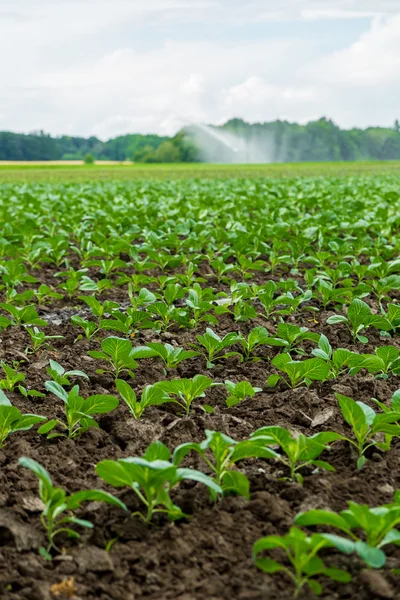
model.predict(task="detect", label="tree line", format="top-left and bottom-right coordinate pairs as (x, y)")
top-left (1, 118), bottom-right (400, 163)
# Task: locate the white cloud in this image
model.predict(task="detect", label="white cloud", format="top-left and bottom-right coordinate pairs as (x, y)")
top-left (306, 15), bottom-right (400, 84)
top-left (1, 1), bottom-right (400, 137)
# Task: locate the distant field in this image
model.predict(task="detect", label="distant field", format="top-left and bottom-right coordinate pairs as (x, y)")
top-left (0, 160), bottom-right (399, 181)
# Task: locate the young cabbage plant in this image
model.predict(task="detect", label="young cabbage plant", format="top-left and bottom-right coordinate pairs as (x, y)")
top-left (4, 289), bottom-right (35, 306)
top-left (210, 257), bottom-right (235, 283)
top-left (88, 336), bottom-right (138, 379)
top-left (34, 284), bottom-right (64, 306)
top-left (71, 315), bottom-right (100, 340)
top-left (0, 361), bottom-right (25, 391)
top-left (235, 254), bottom-right (266, 279)
top-left (173, 430), bottom-right (274, 500)
top-left (347, 346), bottom-right (400, 379)
top-left (39, 382), bottom-right (119, 439)
top-left (256, 280), bottom-right (284, 318)
top-left (224, 380), bottom-right (262, 407)
top-left (130, 342), bottom-right (199, 370)
top-left (78, 295), bottom-right (120, 319)
top-left (46, 359), bottom-right (89, 386)
top-left (19, 457), bottom-right (127, 557)
top-left (326, 298), bottom-right (391, 343)
top-left (311, 334), bottom-right (353, 378)
top-left (127, 286), bottom-right (157, 310)
top-left (214, 294), bottom-right (257, 323)
top-left (254, 528), bottom-right (351, 598)
top-left (0, 303), bottom-right (48, 327)
top-left (79, 276), bottom-right (113, 295)
top-left (274, 290), bottom-right (316, 317)
top-left (25, 327), bottom-right (64, 354)
top-left (191, 328), bottom-right (241, 368)
top-left (250, 426), bottom-right (341, 483)
top-left (115, 379), bottom-right (171, 419)
top-left (145, 302), bottom-right (187, 333)
top-left (383, 303), bottom-right (400, 333)
top-left (0, 390), bottom-right (46, 447)
top-left (336, 393), bottom-right (400, 469)
top-left (369, 275), bottom-right (400, 304)
top-left (86, 257), bottom-right (127, 276)
top-left (100, 309), bottom-right (155, 337)
top-left (268, 323), bottom-right (320, 355)
top-left (153, 375), bottom-right (214, 415)
top-left (96, 441), bottom-right (221, 522)
top-left (184, 284), bottom-right (218, 328)
top-left (295, 501), bottom-right (400, 569)
top-left (267, 355), bottom-right (330, 389)
top-left (372, 388), bottom-right (400, 417)
top-left (314, 281), bottom-right (353, 310)
top-left (236, 326), bottom-right (274, 362)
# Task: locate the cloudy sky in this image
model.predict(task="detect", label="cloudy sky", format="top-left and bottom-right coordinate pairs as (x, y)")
top-left (1, 0), bottom-right (399, 139)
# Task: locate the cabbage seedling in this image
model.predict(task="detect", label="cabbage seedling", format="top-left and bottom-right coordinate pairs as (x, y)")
top-left (100, 309), bottom-right (154, 336)
top-left (115, 379), bottom-right (171, 419)
top-left (268, 323), bottom-right (320, 355)
top-left (250, 426), bottom-right (341, 483)
top-left (326, 298), bottom-right (391, 343)
top-left (267, 355), bottom-right (330, 389)
top-left (88, 336), bottom-right (138, 379)
top-left (25, 327), bottom-right (64, 354)
top-left (236, 326), bottom-right (274, 362)
top-left (253, 527), bottom-right (351, 597)
top-left (0, 390), bottom-right (46, 447)
top-left (191, 328), bottom-right (241, 368)
top-left (19, 457), bottom-right (127, 556)
top-left (46, 359), bottom-right (89, 386)
top-left (154, 375), bottom-right (214, 415)
top-left (71, 315), bottom-right (100, 340)
top-left (336, 393), bottom-right (400, 469)
top-left (347, 346), bottom-right (400, 379)
top-left (130, 342), bottom-right (199, 369)
top-left (224, 380), bottom-right (262, 407)
top-left (0, 361), bottom-right (25, 391)
top-left (39, 382), bottom-right (119, 439)
top-left (295, 501), bottom-right (400, 568)
top-left (311, 334), bottom-right (352, 378)
top-left (173, 430), bottom-right (274, 499)
top-left (96, 441), bottom-right (221, 522)
top-left (0, 303), bottom-right (47, 327)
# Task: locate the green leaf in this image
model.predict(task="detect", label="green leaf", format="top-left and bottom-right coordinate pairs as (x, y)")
top-left (45, 381), bottom-right (68, 402)
top-left (222, 471), bottom-right (250, 499)
top-left (116, 379), bottom-right (136, 411)
top-left (336, 393), bottom-right (367, 429)
top-left (83, 394), bottom-right (119, 415)
top-left (67, 489), bottom-right (127, 511)
top-left (0, 390), bottom-right (11, 406)
top-left (307, 580), bottom-right (323, 596)
top-left (177, 468), bottom-right (222, 494)
top-left (355, 541), bottom-right (386, 568)
top-left (38, 420), bottom-right (58, 434)
top-left (18, 457), bottom-right (53, 497)
top-left (254, 558), bottom-right (283, 573)
top-left (96, 460), bottom-right (134, 487)
top-left (300, 358), bottom-right (330, 381)
top-left (267, 374), bottom-right (280, 387)
top-left (295, 510), bottom-right (351, 533)
top-left (320, 534), bottom-right (355, 554)
top-left (327, 315), bottom-right (348, 324)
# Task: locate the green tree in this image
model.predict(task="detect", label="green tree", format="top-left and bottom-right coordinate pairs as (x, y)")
top-left (83, 153), bottom-right (95, 165)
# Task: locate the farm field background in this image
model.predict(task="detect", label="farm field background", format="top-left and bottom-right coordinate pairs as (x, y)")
top-left (0, 160), bottom-right (400, 182)
top-left (1, 170), bottom-right (400, 599)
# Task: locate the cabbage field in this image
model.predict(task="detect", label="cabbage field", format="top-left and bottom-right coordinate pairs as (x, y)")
top-left (1, 175), bottom-right (400, 600)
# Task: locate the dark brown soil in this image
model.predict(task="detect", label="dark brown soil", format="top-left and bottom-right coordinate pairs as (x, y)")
top-left (1, 266), bottom-right (400, 600)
